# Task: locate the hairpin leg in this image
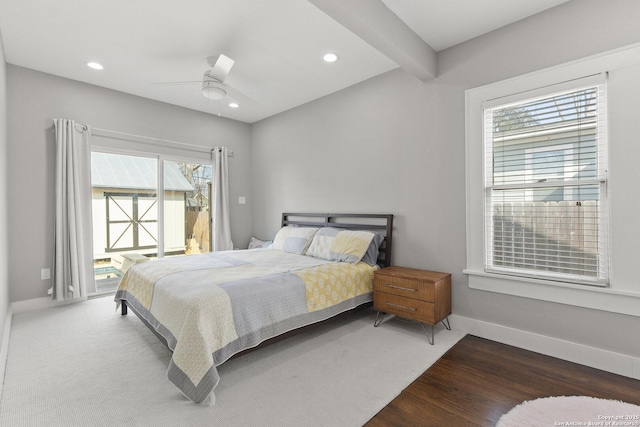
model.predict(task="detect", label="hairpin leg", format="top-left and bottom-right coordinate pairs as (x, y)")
top-left (441, 317), bottom-right (451, 330)
top-left (420, 323), bottom-right (435, 345)
top-left (374, 311), bottom-right (389, 327)
top-left (374, 312), bottom-right (450, 345)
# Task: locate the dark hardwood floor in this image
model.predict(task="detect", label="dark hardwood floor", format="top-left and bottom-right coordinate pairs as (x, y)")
top-left (365, 335), bottom-right (640, 427)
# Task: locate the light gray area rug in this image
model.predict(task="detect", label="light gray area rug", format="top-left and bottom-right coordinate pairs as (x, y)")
top-left (496, 396), bottom-right (640, 427)
top-left (1, 296), bottom-right (465, 427)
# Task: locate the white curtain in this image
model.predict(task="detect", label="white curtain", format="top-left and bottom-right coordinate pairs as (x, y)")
top-left (51, 119), bottom-right (95, 301)
top-left (211, 146), bottom-right (234, 251)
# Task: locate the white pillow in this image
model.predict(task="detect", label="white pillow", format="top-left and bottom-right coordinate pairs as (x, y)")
top-left (306, 227), bottom-right (341, 259)
top-left (248, 237), bottom-right (272, 249)
top-left (271, 227), bottom-right (319, 254)
top-left (307, 228), bottom-right (376, 264)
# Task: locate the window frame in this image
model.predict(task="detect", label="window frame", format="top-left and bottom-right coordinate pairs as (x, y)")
top-left (91, 147), bottom-right (214, 255)
top-left (464, 43), bottom-right (640, 317)
top-left (89, 144), bottom-right (215, 295)
top-left (483, 83), bottom-right (608, 287)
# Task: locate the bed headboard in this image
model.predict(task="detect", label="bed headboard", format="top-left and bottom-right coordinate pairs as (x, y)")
top-left (281, 213), bottom-right (394, 268)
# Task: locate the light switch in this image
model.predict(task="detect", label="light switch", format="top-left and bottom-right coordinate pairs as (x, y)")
top-left (239, 196), bottom-right (246, 205)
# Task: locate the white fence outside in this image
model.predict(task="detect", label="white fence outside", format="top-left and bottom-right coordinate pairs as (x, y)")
top-left (491, 200), bottom-right (599, 277)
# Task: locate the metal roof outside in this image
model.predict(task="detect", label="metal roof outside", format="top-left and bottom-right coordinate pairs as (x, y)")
top-left (91, 152), bottom-right (195, 192)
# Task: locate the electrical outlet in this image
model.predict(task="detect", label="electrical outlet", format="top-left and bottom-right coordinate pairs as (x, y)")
top-left (238, 196), bottom-right (246, 205)
top-left (41, 268), bottom-right (50, 280)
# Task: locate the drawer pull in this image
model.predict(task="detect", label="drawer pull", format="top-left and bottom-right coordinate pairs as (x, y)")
top-left (386, 302), bottom-right (417, 311)
top-left (385, 284), bottom-right (417, 292)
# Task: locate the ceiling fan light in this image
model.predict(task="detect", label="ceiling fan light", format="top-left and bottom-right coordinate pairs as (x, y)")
top-left (201, 82), bottom-right (227, 100)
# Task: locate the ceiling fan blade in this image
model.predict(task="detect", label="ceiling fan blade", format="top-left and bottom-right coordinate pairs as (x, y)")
top-left (208, 54), bottom-right (235, 83)
top-left (225, 84), bottom-right (257, 105)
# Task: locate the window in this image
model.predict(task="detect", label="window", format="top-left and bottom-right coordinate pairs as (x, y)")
top-left (484, 84), bottom-right (608, 286)
top-left (465, 43), bottom-right (640, 316)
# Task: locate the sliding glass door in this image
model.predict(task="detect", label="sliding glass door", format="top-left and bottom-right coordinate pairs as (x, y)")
top-left (90, 152), bottom-right (212, 295)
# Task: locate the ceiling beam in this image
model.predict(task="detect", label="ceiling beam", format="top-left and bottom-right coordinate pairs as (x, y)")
top-left (308, 0), bottom-right (437, 82)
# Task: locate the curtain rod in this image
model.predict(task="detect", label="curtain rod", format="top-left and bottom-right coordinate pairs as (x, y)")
top-left (91, 127), bottom-right (234, 157)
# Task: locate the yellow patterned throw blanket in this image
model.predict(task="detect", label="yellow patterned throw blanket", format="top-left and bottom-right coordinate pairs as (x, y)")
top-left (114, 249), bottom-right (376, 404)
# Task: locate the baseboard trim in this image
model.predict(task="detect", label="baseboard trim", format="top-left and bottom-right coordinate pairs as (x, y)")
top-left (11, 296), bottom-right (85, 313)
top-left (0, 304), bottom-right (13, 400)
top-left (11, 296), bottom-right (55, 313)
top-left (449, 314), bottom-right (640, 381)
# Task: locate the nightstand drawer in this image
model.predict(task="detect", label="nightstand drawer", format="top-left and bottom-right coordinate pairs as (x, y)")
top-left (374, 276), bottom-right (434, 302)
top-left (373, 291), bottom-right (436, 324)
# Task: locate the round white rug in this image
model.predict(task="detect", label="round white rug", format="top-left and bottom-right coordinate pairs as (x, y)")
top-left (496, 396), bottom-right (640, 427)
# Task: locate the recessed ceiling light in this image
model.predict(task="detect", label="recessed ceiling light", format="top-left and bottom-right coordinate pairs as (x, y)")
top-left (87, 62), bottom-right (104, 70)
top-left (229, 102), bottom-right (239, 108)
top-left (323, 53), bottom-right (339, 63)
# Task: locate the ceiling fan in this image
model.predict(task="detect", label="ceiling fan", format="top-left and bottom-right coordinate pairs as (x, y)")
top-left (154, 54), bottom-right (255, 106)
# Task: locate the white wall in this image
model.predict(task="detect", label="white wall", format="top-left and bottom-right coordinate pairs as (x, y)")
top-left (0, 32), bottom-right (10, 347)
top-left (6, 66), bottom-right (253, 302)
top-left (251, 0), bottom-right (640, 357)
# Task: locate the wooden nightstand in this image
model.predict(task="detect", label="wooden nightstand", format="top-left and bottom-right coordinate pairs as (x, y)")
top-left (373, 266), bottom-right (451, 344)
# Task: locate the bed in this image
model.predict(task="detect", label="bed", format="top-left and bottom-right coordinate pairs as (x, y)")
top-left (114, 213), bottom-right (393, 403)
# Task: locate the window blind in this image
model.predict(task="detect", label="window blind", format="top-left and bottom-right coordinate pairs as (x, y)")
top-left (483, 82), bottom-right (609, 286)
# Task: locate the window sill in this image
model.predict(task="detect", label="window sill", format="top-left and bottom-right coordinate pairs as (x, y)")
top-left (464, 269), bottom-right (640, 317)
